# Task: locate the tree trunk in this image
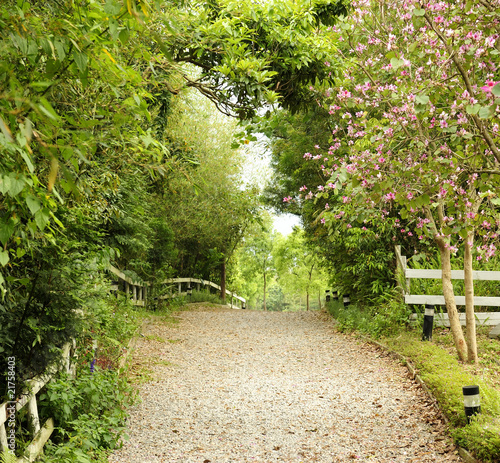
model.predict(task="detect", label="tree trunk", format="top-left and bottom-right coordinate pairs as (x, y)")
top-left (220, 260), bottom-right (226, 303)
top-left (425, 205), bottom-right (467, 362)
top-left (318, 290), bottom-right (321, 310)
top-left (437, 238), bottom-right (468, 362)
top-left (306, 291), bottom-right (309, 311)
top-left (464, 232), bottom-right (478, 363)
top-left (263, 271), bottom-right (267, 311)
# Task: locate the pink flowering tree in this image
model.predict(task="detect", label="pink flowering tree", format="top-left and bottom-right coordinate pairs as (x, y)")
top-left (299, 0), bottom-right (500, 362)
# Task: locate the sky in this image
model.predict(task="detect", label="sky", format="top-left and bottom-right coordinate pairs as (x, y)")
top-left (273, 212), bottom-right (301, 235)
top-left (240, 140), bottom-right (301, 236)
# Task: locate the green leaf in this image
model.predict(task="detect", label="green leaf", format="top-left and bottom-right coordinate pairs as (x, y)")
top-left (0, 250), bottom-right (9, 267)
top-left (35, 208), bottom-right (51, 231)
top-left (478, 105), bottom-right (496, 119)
top-left (0, 219), bottom-right (15, 246)
top-left (26, 196), bottom-right (41, 215)
top-left (38, 97), bottom-right (59, 120)
top-left (466, 103), bottom-right (481, 115)
top-left (415, 95), bottom-right (429, 105)
top-left (491, 83), bottom-right (500, 97)
top-left (390, 57), bottom-right (404, 69)
top-left (20, 151), bottom-right (34, 172)
top-left (7, 174), bottom-right (25, 197)
top-left (119, 29), bottom-right (130, 45)
top-left (408, 42), bottom-right (418, 53)
top-left (412, 8), bottom-right (425, 16)
top-left (55, 40), bottom-right (66, 61)
top-left (73, 50), bottom-right (88, 73)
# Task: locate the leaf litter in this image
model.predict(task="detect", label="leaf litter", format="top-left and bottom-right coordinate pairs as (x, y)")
top-left (109, 307), bottom-right (463, 463)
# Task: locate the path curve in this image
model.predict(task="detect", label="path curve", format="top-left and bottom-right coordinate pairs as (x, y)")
top-left (109, 306), bottom-right (462, 463)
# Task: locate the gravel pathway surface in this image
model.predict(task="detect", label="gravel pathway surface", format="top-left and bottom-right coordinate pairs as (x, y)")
top-left (109, 306), bottom-right (463, 463)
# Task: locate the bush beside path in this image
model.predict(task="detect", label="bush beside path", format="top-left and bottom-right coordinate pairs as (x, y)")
top-left (109, 307), bottom-right (463, 463)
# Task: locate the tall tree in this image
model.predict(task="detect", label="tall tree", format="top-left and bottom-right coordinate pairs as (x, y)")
top-left (296, 0), bottom-right (500, 362)
top-left (273, 229), bottom-right (328, 311)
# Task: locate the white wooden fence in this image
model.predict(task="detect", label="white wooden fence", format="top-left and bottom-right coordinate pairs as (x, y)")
top-left (109, 266), bottom-right (246, 309)
top-left (0, 342), bottom-right (74, 462)
top-left (395, 246), bottom-right (500, 328)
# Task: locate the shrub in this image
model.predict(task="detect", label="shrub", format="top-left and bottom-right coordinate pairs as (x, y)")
top-left (38, 368), bottom-right (136, 462)
top-left (326, 287), bottom-right (410, 338)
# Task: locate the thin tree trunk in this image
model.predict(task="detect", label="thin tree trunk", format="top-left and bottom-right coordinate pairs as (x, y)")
top-left (263, 272), bottom-right (267, 311)
top-left (464, 232), bottom-right (478, 363)
top-left (425, 205), bottom-right (467, 362)
top-left (220, 260), bottom-right (226, 303)
top-left (306, 291), bottom-right (309, 311)
top-left (437, 240), bottom-right (467, 361)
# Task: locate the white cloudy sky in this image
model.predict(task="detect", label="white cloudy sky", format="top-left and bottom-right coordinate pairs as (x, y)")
top-left (240, 141), bottom-right (301, 236)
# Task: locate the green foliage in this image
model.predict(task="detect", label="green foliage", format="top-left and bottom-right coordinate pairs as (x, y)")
top-left (273, 228), bottom-right (328, 310)
top-left (453, 417), bottom-right (500, 463)
top-left (39, 368), bottom-right (135, 462)
top-left (185, 290), bottom-right (225, 305)
top-left (327, 288), bottom-right (410, 338)
top-left (324, 226), bottom-right (398, 303)
top-left (165, 0), bottom-right (349, 118)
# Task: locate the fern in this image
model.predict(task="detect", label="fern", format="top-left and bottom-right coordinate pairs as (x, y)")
top-left (0, 451), bottom-right (17, 463)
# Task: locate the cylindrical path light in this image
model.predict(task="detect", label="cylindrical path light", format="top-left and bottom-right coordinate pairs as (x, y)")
top-left (422, 304), bottom-right (434, 341)
top-left (325, 290), bottom-right (331, 303)
top-left (343, 295), bottom-right (350, 308)
top-left (463, 385), bottom-right (481, 423)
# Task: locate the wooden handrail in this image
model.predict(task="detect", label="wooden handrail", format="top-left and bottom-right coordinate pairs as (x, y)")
top-left (109, 266), bottom-right (246, 308)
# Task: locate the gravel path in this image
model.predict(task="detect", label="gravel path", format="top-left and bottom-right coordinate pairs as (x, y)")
top-left (109, 306), bottom-right (462, 463)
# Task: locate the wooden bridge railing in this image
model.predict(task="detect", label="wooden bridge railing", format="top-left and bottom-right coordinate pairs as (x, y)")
top-left (109, 266), bottom-right (246, 309)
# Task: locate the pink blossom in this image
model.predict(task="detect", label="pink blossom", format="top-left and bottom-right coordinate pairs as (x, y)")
top-left (283, 196), bottom-right (292, 203)
top-left (481, 80), bottom-right (499, 93)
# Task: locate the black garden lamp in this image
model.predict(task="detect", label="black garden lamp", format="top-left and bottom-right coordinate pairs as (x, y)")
top-left (463, 385), bottom-right (481, 423)
top-left (332, 291), bottom-right (339, 302)
top-left (187, 285), bottom-right (192, 298)
top-left (343, 295), bottom-right (350, 308)
top-left (242, 302), bottom-right (246, 310)
top-left (422, 304), bottom-right (434, 341)
top-left (325, 290), bottom-right (331, 303)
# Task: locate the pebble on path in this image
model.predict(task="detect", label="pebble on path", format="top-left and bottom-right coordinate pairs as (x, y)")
top-left (108, 307), bottom-right (463, 463)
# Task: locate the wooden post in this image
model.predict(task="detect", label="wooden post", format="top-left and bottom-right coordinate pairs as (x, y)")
top-left (178, 282), bottom-right (182, 295)
top-left (27, 396), bottom-right (41, 435)
top-left (132, 284), bottom-right (137, 302)
top-left (22, 418), bottom-right (54, 463)
top-left (125, 281), bottom-right (129, 297)
top-left (0, 420), bottom-right (8, 452)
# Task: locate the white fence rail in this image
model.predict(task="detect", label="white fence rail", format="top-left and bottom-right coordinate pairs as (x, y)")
top-left (395, 245), bottom-right (500, 327)
top-left (0, 342), bottom-right (74, 462)
top-left (109, 266), bottom-right (246, 309)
